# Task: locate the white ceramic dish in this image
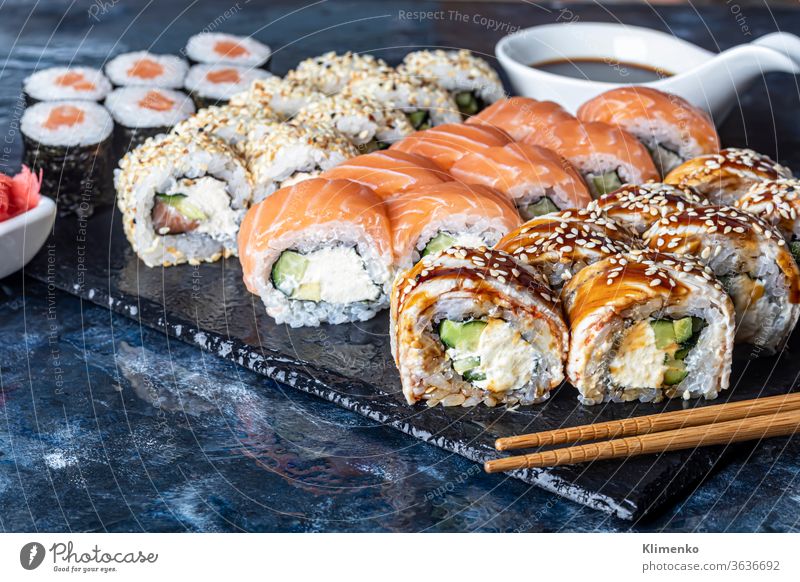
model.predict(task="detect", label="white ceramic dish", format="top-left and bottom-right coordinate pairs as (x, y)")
top-left (496, 22), bottom-right (800, 119)
top-left (0, 196), bottom-right (56, 279)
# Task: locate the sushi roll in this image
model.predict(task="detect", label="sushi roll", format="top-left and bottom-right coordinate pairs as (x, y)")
top-left (578, 86), bottom-right (720, 176)
top-left (171, 103), bottom-right (278, 155)
top-left (185, 32), bottom-right (271, 69)
top-left (21, 100), bottom-right (114, 216)
top-left (664, 148), bottom-right (792, 206)
top-left (450, 142), bottom-right (593, 219)
top-left (23, 66), bottom-right (112, 104)
top-left (495, 209), bottom-right (638, 290)
top-left (320, 150), bottom-right (449, 200)
top-left (465, 97), bottom-right (574, 143)
top-left (644, 206), bottom-right (800, 354)
top-left (391, 246), bottom-right (569, 408)
top-left (398, 49), bottom-right (504, 117)
top-left (347, 70), bottom-right (460, 130)
top-left (238, 178), bottom-right (393, 327)
top-left (562, 250), bottom-right (735, 405)
top-left (104, 87), bottom-right (195, 152)
top-left (589, 182), bottom-right (709, 235)
top-left (115, 131), bottom-right (252, 268)
top-left (244, 120), bottom-right (358, 201)
top-left (386, 182), bottom-right (521, 272)
top-left (531, 119), bottom-right (659, 198)
top-left (293, 94), bottom-right (413, 152)
top-left (184, 64), bottom-right (273, 109)
top-left (105, 51), bottom-right (188, 88)
top-left (286, 51), bottom-right (392, 95)
top-left (389, 122), bottom-right (512, 171)
top-left (736, 179), bottom-right (800, 260)
top-left (229, 76), bottom-right (324, 119)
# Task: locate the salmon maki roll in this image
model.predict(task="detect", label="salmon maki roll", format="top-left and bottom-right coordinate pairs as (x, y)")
top-left (578, 86), bottom-right (720, 176)
top-left (321, 150), bottom-right (450, 200)
top-left (450, 143), bottom-right (592, 219)
top-left (387, 182), bottom-right (521, 271)
top-left (238, 178), bottom-right (393, 327)
top-left (531, 119), bottom-right (659, 198)
top-left (389, 123), bottom-right (512, 171)
top-left (465, 96), bottom-right (574, 143)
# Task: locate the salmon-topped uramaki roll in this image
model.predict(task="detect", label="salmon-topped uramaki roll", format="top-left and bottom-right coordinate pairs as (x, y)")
top-left (563, 251), bottom-right (735, 405)
top-left (450, 143), bottom-right (592, 218)
top-left (736, 179), bottom-right (800, 261)
top-left (644, 206), bottom-right (800, 354)
top-left (578, 86), bottom-right (720, 176)
top-left (532, 119), bottom-right (659, 198)
top-left (465, 96), bottom-right (574, 143)
top-left (391, 246), bottom-right (569, 407)
top-left (389, 123), bottom-right (512, 171)
top-left (320, 150), bottom-right (450, 200)
top-left (664, 148), bottom-right (793, 206)
top-left (238, 178), bottom-right (393, 327)
top-left (495, 208), bottom-right (638, 290)
top-left (387, 182), bottom-right (521, 271)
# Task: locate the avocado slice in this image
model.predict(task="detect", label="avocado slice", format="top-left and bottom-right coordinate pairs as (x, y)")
top-left (790, 241), bottom-right (800, 264)
top-left (521, 197), bottom-right (559, 219)
top-left (271, 251), bottom-right (309, 296)
top-left (439, 319), bottom-right (487, 352)
top-left (663, 361), bottom-right (688, 386)
top-left (673, 317), bottom-right (694, 344)
top-left (651, 319), bottom-right (676, 349)
top-left (422, 232), bottom-right (456, 257)
top-left (452, 356), bottom-right (481, 375)
top-left (155, 193), bottom-right (206, 221)
top-left (591, 171), bottom-right (622, 197)
top-left (407, 110), bottom-right (429, 129)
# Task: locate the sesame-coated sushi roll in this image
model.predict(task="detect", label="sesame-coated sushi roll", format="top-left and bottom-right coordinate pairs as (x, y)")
top-left (562, 250), bottom-right (735, 405)
top-left (229, 76), bottom-right (324, 119)
top-left (287, 51), bottom-right (392, 95)
top-left (577, 87), bottom-right (720, 176)
top-left (389, 122), bottom-right (512, 171)
top-left (185, 32), bottom-right (271, 69)
top-left (238, 178), bottom-right (393, 327)
top-left (465, 97), bottom-right (574, 143)
top-left (184, 64), bottom-right (272, 108)
top-left (644, 206), bottom-right (800, 354)
top-left (321, 150), bottom-right (449, 200)
top-left (495, 209), bottom-right (638, 290)
top-left (115, 131), bottom-right (252, 268)
top-left (105, 51), bottom-right (188, 88)
top-left (736, 179), bottom-right (800, 260)
top-left (244, 120), bottom-right (358, 201)
top-left (347, 70), bottom-right (460, 130)
top-left (532, 119), bottom-right (659, 198)
top-left (589, 182), bottom-right (709, 235)
top-left (23, 67), bottom-right (112, 104)
top-left (391, 246), bottom-right (569, 407)
top-left (450, 143), bottom-right (592, 218)
top-left (664, 148), bottom-right (792, 206)
top-left (171, 103), bottom-right (279, 155)
top-left (398, 49), bottom-right (504, 117)
top-left (386, 182), bottom-right (521, 271)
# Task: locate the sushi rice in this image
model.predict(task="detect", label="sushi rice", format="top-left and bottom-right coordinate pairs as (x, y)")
top-left (23, 66), bottom-right (112, 103)
top-left (184, 64), bottom-right (273, 108)
top-left (286, 51), bottom-right (392, 95)
top-left (105, 51), bottom-right (188, 88)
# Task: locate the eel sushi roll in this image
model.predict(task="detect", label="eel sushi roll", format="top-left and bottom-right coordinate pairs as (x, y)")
top-left (578, 86), bottom-right (720, 176)
top-left (465, 96), bottom-right (574, 143)
top-left (105, 51), bottom-right (188, 88)
top-left (185, 32), bottom-right (271, 69)
top-left (21, 100), bottom-right (113, 215)
top-left (532, 119), bottom-right (659, 198)
top-left (115, 131), bottom-right (252, 267)
top-left (293, 94), bottom-right (413, 152)
top-left (736, 179), bottom-right (800, 260)
top-left (664, 148), bottom-right (792, 206)
top-left (104, 87), bottom-right (195, 152)
top-left (644, 206), bottom-right (800, 354)
top-left (22, 66), bottom-right (111, 105)
top-left (589, 182), bottom-right (709, 235)
top-left (238, 178), bottom-right (393, 327)
top-left (286, 51), bottom-right (392, 95)
top-left (171, 103), bottom-right (278, 155)
top-left (398, 49), bottom-right (504, 117)
top-left (347, 70), bottom-right (461, 130)
top-left (184, 64), bottom-right (273, 109)
top-left (562, 250), bottom-right (735, 405)
top-left (321, 150), bottom-right (449, 200)
top-left (386, 182), bottom-right (521, 271)
top-left (389, 122), bottom-right (512, 171)
top-left (495, 208), bottom-right (637, 290)
top-left (450, 142), bottom-right (592, 218)
top-left (244, 120), bottom-right (358, 201)
top-left (229, 76), bottom-right (324, 119)
top-left (391, 246), bottom-right (569, 407)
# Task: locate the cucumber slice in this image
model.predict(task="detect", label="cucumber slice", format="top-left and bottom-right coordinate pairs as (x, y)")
top-left (407, 110), bottom-right (429, 129)
top-left (673, 317), bottom-right (694, 344)
top-left (663, 362), bottom-right (688, 386)
top-left (422, 232), bottom-right (456, 257)
top-left (452, 356), bottom-right (481, 375)
top-left (155, 193), bottom-right (206, 221)
top-left (455, 91), bottom-right (479, 115)
top-left (650, 319), bottom-right (676, 349)
top-left (521, 197), bottom-right (559, 219)
top-left (790, 241), bottom-right (800, 264)
top-left (674, 347), bottom-right (690, 361)
top-left (439, 319), bottom-right (487, 352)
top-left (462, 370), bottom-right (487, 383)
top-left (271, 251), bottom-right (309, 296)
top-left (591, 172), bottom-right (622, 197)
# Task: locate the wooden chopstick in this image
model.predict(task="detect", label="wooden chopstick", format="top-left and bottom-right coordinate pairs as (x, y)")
top-left (484, 408), bottom-right (800, 473)
top-left (495, 392), bottom-right (800, 451)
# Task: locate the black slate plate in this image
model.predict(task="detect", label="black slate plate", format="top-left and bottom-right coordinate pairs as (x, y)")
top-left (24, 206), bottom-right (800, 521)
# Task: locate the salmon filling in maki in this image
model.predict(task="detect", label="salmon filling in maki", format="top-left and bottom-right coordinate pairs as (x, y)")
top-left (151, 176), bottom-right (239, 237)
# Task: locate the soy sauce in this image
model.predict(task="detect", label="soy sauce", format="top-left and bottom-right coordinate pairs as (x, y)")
top-left (532, 58), bottom-right (671, 83)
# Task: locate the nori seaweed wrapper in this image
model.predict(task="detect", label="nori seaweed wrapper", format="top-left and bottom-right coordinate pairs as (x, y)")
top-left (112, 124), bottom-right (170, 159)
